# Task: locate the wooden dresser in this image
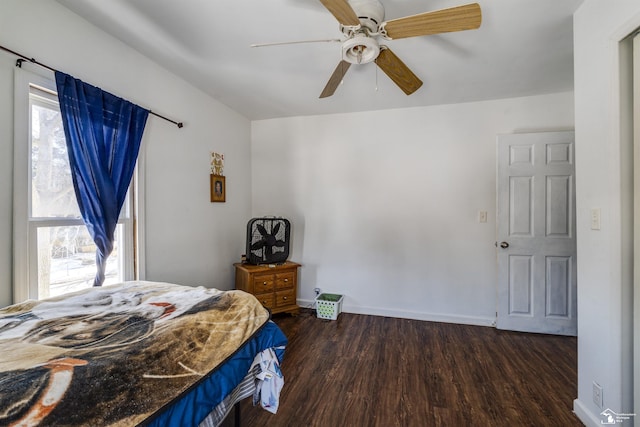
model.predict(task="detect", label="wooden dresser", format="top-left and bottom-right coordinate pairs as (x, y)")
top-left (234, 261), bottom-right (300, 315)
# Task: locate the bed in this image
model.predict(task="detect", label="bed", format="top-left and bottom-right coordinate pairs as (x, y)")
top-left (0, 281), bottom-right (288, 426)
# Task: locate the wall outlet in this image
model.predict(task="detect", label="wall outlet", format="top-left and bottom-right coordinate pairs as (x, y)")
top-left (592, 381), bottom-right (603, 408)
top-left (479, 210), bottom-right (488, 223)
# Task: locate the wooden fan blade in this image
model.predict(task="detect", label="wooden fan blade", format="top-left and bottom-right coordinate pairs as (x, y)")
top-left (375, 48), bottom-right (423, 95)
top-left (320, 60), bottom-right (351, 98)
top-left (382, 3), bottom-right (481, 40)
top-left (319, 0), bottom-right (360, 26)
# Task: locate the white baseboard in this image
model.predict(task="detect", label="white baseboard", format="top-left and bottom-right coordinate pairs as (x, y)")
top-left (296, 299), bottom-right (496, 327)
top-left (573, 398), bottom-right (601, 427)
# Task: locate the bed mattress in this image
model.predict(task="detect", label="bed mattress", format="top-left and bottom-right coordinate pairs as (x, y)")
top-left (0, 281), bottom-right (286, 426)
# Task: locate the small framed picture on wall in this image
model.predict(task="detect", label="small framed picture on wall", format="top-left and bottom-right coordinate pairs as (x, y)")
top-left (210, 175), bottom-right (226, 203)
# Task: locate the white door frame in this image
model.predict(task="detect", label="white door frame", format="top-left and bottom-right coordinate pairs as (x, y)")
top-left (632, 29), bottom-right (640, 425)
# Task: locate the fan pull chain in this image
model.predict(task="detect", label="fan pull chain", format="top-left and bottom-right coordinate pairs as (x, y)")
top-left (375, 65), bottom-right (378, 92)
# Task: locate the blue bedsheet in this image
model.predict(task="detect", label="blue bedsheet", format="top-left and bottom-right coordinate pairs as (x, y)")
top-left (145, 321), bottom-right (287, 427)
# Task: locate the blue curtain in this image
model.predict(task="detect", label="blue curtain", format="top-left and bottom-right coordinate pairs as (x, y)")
top-left (55, 71), bottom-right (149, 286)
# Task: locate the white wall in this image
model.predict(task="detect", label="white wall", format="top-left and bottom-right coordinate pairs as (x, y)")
top-left (573, 1), bottom-right (640, 425)
top-left (0, 0), bottom-right (252, 306)
top-left (252, 92), bottom-right (574, 325)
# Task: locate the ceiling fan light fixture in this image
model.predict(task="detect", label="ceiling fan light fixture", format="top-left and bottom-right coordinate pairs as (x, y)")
top-left (342, 34), bottom-right (380, 64)
top-left (315, 0), bottom-right (482, 98)
top-left (347, 0), bottom-right (385, 33)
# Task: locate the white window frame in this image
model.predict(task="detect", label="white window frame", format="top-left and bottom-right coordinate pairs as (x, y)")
top-left (13, 67), bottom-right (144, 303)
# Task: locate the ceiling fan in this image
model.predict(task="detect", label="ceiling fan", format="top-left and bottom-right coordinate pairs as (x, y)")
top-left (252, 0), bottom-right (482, 98)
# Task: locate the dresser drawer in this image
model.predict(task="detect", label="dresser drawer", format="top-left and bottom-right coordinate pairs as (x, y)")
top-left (252, 274), bottom-right (274, 294)
top-left (275, 289), bottom-right (295, 307)
top-left (275, 271), bottom-right (295, 289)
top-left (255, 293), bottom-right (275, 309)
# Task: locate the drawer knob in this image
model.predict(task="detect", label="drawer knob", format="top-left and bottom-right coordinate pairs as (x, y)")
top-left (262, 300), bottom-right (267, 305)
top-left (283, 296), bottom-right (288, 300)
top-left (284, 278), bottom-right (288, 282)
top-left (263, 282), bottom-right (267, 285)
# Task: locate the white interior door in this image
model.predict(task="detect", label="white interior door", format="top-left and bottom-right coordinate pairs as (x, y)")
top-left (496, 131), bottom-right (577, 335)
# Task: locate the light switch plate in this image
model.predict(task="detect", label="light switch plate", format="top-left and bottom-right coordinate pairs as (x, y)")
top-left (591, 208), bottom-right (601, 230)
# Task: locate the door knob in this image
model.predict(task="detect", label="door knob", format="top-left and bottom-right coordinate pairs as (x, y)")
top-left (499, 241), bottom-right (509, 249)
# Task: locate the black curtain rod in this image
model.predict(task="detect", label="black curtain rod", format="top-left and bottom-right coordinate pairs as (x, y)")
top-left (0, 44), bottom-right (183, 128)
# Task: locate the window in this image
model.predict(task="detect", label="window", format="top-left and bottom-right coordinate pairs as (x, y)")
top-left (13, 69), bottom-right (138, 302)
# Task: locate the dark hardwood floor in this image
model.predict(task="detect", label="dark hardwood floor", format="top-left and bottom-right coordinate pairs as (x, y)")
top-left (223, 309), bottom-right (581, 427)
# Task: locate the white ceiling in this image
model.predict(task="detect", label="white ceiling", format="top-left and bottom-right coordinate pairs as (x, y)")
top-left (56, 0), bottom-right (584, 121)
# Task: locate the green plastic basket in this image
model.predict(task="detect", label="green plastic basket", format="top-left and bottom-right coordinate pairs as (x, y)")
top-left (315, 293), bottom-right (344, 320)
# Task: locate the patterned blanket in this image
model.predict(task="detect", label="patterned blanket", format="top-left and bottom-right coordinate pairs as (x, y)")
top-left (0, 281), bottom-right (270, 426)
